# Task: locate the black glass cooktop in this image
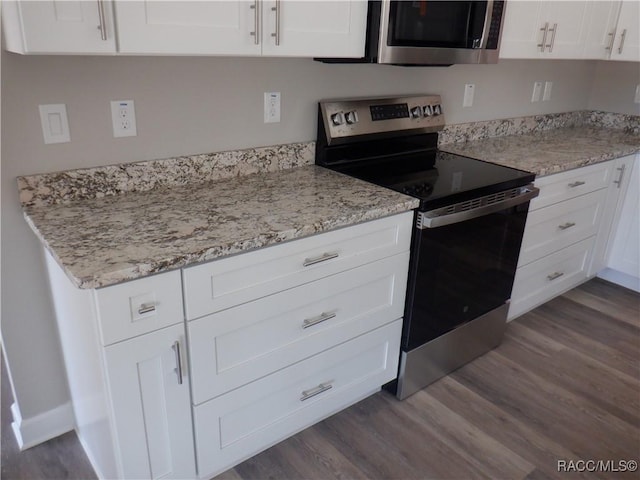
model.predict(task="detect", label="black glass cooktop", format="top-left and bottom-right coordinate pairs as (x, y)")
top-left (336, 149), bottom-right (535, 211)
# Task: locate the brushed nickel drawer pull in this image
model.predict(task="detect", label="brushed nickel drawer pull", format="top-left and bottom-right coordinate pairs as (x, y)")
top-left (96, 0), bottom-right (107, 41)
top-left (138, 302), bottom-right (157, 315)
top-left (300, 382), bottom-right (333, 401)
top-left (172, 341), bottom-right (183, 385)
top-left (606, 31), bottom-right (615, 51)
top-left (546, 23), bottom-right (557, 52)
top-left (618, 29), bottom-right (627, 54)
top-left (558, 222), bottom-right (576, 230)
top-left (613, 164), bottom-right (626, 188)
top-left (547, 272), bottom-right (564, 281)
top-left (249, 0), bottom-right (259, 45)
top-left (568, 181), bottom-right (586, 188)
top-left (537, 22), bottom-right (549, 52)
top-left (303, 251), bottom-right (339, 267)
top-left (302, 311), bottom-right (336, 329)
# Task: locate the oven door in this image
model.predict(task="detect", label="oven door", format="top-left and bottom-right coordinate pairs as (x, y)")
top-left (377, 0), bottom-right (503, 65)
top-left (401, 185), bottom-right (539, 350)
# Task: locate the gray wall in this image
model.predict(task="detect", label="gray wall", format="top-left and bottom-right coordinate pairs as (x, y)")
top-left (0, 51), bottom-right (634, 424)
top-left (588, 60), bottom-right (640, 115)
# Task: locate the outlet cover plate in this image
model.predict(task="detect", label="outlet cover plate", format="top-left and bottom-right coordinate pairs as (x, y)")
top-left (110, 100), bottom-right (137, 138)
top-left (264, 92), bottom-right (281, 123)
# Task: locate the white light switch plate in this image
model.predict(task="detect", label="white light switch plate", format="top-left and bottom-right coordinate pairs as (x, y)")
top-left (39, 104), bottom-right (70, 144)
top-left (531, 82), bottom-right (542, 103)
top-left (635, 84), bottom-right (640, 104)
top-left (111, 100), bottom-right (137, 137)
top-left (463, 84), bottom-right (475, 108)
top-left (543, 81), bottom-right (553, 101)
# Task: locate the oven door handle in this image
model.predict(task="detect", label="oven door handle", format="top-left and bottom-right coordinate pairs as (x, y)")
top-left (417, 185), bottom-right (539, 229)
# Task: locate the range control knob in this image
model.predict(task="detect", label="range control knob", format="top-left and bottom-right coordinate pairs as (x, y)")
top-left (432, 104), bottom-right (442, 116)
top-left (345, 110), bottom-right (359, 124)
top-left (423, 105), bottom-right (433, 117)
top-left (330, 112), bottom-right (345, 126)
top-left (410, 106), bottom-right (422, 118)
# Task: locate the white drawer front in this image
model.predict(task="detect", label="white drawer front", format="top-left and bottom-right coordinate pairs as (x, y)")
top-left (183, 212), bottom-right (413, 320)
top-left (193, 320), bottom-right (402, 479)
top-left (94, 270), bottom-right (183, 345)
top-left (509, 237), bottom-right (594, 320)
top-left (188, 253), bottom-right (409, 405)
top-left (531, 161), bottom-right (612, 211)
top-left (518, 189), bottom-right (606, 266)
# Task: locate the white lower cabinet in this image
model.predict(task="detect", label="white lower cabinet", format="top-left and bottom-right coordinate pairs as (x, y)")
top-left (597, 154), bottom-right (639, 291)
top-left (44, 212), bottom-right (412, 479)
top-left (103, 324), bottom-right (196, 479)
top-left (509, 157), bottom-right (634, 320)
top-left (193, 320), bottom-right (402, 478)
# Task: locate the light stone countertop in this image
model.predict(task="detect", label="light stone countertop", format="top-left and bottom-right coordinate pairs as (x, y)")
top-left (24, 165), bottom-right (418, 289)
top-left (440, 126), bottom-right (639, 177)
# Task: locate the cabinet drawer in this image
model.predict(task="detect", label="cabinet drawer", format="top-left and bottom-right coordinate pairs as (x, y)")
top-left (94, 270), bottom-right (183, 345)
top-left (193, 320), bottom-right (402, 479)
top-left (183, 212), bottom-right (413, 320)
top-left (518, 189), bottom-right (606, 266)
top-left (531, 161), bottom-right (612, 211)
top-left (509, 237), bottom-right (594, 320)
top-left (188, 253), bottom-right (409, 404)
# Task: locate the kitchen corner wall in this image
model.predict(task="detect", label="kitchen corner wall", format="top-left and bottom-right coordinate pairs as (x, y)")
top-left (0, 51), bottom-right (634, 438)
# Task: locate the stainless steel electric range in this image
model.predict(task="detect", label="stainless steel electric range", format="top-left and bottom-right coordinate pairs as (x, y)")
top-left (315, 95), bottom-right (539, 399)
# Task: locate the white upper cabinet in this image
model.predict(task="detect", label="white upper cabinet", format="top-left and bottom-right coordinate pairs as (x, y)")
top-left (500, 1), bottom-right (592, 59)
top-left (115, 1), bottom-right (262, 55)
top-left (114, 0), bottom-right (366, 57)
top-left (260, 0), bottom-right (366, 57)
top-left (609, 1), bottom-right (640, 61)
top-left (582, 1), bottom-right (621, 59)
top-left (2, 0), bottom-right (117, 54)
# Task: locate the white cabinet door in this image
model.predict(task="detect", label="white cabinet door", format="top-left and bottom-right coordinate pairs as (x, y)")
top-left (600, 156), bottom-right (640, 291)
top-left (115, 0), bottom-right (261, 55)
top-left (610, 1), bottom-right (640, 61)
top-left (104, 324), bottom-right (196, 479)
top-left (2, 0), bottom-right (116, 54)
top-left (261, 0), bottom-right (366, 57)
top-left (499, 1), bottom-right (591, 59)
top-left (582, 1), bottom-right (621, 59)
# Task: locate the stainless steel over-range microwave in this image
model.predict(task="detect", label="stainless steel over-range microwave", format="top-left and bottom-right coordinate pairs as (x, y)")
top-left (317, 1), bottom-right (506, 66)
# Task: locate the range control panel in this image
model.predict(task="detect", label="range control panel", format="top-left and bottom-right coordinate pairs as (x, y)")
top-left (319, 95), bottom-right (445, 144)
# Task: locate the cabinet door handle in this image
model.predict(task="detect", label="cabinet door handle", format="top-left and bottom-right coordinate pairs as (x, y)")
top-left (618, 29), bottom-right (627, 54)
top-left (96, 0), bottom-right (107, 41)
top-left (271, 0), bottom-right (281, 46)
top-left (138, 302), bottom-right (157, 315)
top-left (537, 22), bottom-right (549, 52)
top-left (558, 222), bottom-right (576, 230)
top-left (547, 271), bottom-right (564, 281)
top-left (302, 311), bottom-right (337, 329)
top-left (172, 341), bottom-right (183, 385)
top-left (546, 23), bottom-right (557, 52)
top-left (303, 251), bottom-right (339, 267)
top-left (300, 382), bottom-right (333, 401)
top-left (605, 31), bottom-right (616, 51)
top-left (250, 0), bottom-right (259, 45)
top-left (568, 180), bottom-right (586, 188)
top-left (613, 164), bottom-right (626, 188)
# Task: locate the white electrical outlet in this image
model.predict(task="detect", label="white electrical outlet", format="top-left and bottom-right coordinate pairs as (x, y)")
top-left (110, 100), bottom-right (137, 137)
top-left (531, 82), bottom-right (542, 103)
top-left (543, 81), bottom-right (553, 101)
top-left (635, 84), bottom-right (640, 104)
top-left (264, 92), bottom-right (281, 123)
top-left (463, 84), bottom-right (475, 108)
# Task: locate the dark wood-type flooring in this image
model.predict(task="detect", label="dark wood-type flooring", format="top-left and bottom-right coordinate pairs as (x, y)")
top-left (2, 278), bottom-right (639, 479)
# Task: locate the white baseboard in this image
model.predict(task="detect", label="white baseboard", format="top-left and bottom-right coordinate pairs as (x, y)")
top-left (10, 401), bottom-right (75, 450)
top-left (597, 268), bottom-right (640, 293)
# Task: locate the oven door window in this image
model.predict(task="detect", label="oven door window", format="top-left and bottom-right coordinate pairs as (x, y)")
top-left (403, 203), bottom-right (528, 350)
top-left (388, 1), bottom-right (488, 48)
